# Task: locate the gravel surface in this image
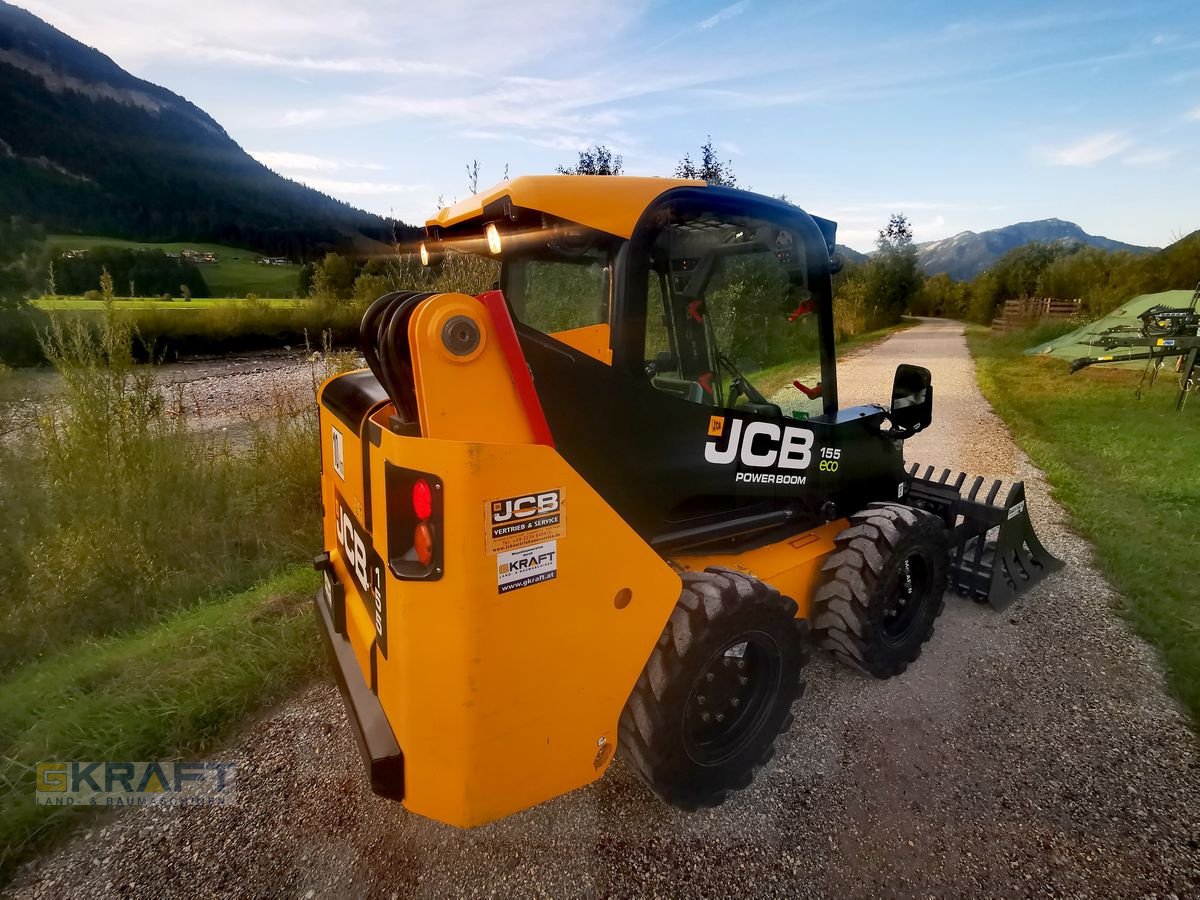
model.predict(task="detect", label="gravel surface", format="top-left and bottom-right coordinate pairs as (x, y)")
top-left (1, 350), bottom-right (324, 440)
top-left (8, 319), bottom-right (1199, 898)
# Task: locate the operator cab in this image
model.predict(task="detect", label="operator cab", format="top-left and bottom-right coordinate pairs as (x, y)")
top-left (423, 178), bottom-right (931, 547)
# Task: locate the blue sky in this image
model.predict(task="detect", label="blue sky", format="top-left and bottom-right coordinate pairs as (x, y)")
top-left (22, 0), bottom-right (1200, 251)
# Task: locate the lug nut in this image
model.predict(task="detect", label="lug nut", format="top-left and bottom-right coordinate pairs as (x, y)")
top-left (739, 676), bottom-right (749, 686)
top-left (715, 713), bottom-right (725, 723)
top-left (697, 695), bottom-right (706, 705)
top-left (701, 712), bottom-right (711, 722)
top-left (706, 672), bottom-right (715, 682)
top-left (737, 660), bottom-right (745, 670)
top-left (731, 698), bottom-right (740, 708)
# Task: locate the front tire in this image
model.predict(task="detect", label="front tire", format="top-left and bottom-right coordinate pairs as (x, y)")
top-left (813, 503), bottom-right (948, 678)
top-left (617, 568), bottom-right (808, 810)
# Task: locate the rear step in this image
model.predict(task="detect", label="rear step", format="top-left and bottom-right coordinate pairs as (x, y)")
top-left (904, 464), bottom-right (1064, 611)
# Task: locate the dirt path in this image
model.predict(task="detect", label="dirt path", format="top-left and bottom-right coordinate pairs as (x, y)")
top-left (9, 320), bottom-right (1200, 897)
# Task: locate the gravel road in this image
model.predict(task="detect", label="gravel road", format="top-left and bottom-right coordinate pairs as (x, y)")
top-left (9, 319), bottom-right (1199, 897)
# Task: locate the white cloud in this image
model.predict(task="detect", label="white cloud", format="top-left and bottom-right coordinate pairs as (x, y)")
top-left (1122, 149), bottom-right (1175, 166)
top-left (699, 1), bottom-right (749, 30)
top-left (1045, 132), bottom-right (1134, 166)
top-left (250, 150), bottom-right (385, 172)
top-left (19, 0), bottom-right (645, 73)
top-left (1189, 104), bottom-right (1200, 120)
top-left (291, 177), bottom-right (430, 195)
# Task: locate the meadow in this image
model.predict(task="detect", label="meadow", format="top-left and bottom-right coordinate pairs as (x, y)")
top-left (45, 235), bottom-right (303, 298)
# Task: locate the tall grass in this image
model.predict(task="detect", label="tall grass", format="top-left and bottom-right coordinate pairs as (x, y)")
top-left (0, 312), bottom-right (351, 672)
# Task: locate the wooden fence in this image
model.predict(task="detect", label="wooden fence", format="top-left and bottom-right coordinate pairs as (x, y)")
top-left (991, 298), bottom-right (1082, 332)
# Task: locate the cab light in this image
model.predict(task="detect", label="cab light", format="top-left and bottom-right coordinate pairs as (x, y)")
top-left (413, 522), bottom-right (434, 566)
top-left (419, 242), bottom-right (430, 266)
top-left (485, 222), bottom-right (502, 255)
top-left (412, 478), bottom-right (433, 521)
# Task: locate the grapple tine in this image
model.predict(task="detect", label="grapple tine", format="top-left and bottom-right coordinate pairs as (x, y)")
top-left (923, 465), bottom-right (935, 480)
top-left (985, 479), bottom-right (1002, 506)
top-left (951, 471), bottom-right (966, 490)
top-left (967, 476), bottom-right (984, 502)
top-left (938, 468), bottom-right (951, 484)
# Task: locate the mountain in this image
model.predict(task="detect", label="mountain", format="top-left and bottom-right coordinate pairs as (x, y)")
top-left (916, 219), bottom-right (1157, 280)
top-left (835, 244), bottom-right (869, 266)
top-left (0, 2), bottom-right (418, 258)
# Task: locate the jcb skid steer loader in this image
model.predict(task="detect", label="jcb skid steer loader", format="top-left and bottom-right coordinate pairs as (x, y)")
top-left (313, 176), bottom-right (1061, 827)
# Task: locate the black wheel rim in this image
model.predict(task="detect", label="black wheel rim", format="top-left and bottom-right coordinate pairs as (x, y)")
top-left (881, 552), bottom-right (932, 646)
top-left (682, 632), bottom-right (780, 766)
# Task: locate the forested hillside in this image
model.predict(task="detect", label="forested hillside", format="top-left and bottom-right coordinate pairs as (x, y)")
top-left (0, 2), bottom-right (419, 258)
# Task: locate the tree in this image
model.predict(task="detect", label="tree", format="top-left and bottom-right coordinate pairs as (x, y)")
top-left (466, 159), bottom-right (480, 194)
top-left (676, 137), bottom-right (737, 186)
top-left (556, 145), bottom-right (624, 176)
top-left (310, 252), bottom-right (358, 302)
top-left (867, 213), bottom-right (923, 321)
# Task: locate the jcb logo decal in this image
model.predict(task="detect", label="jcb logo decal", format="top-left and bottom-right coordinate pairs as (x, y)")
top-left (704, 418), bottom-right (814, 471)
top-left (491, 491), bottom-right (560, 524)
top-left (334, 493), bottom-right (387, 656)
top-left (486, 489), bottom-right (566, 555)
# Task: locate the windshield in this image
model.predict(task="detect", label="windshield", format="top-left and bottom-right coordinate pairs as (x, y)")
top-left (641, 206), bottom-right (824, 419)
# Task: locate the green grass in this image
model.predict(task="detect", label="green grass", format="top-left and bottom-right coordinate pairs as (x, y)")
top-left (0, 566), bottom-right (321, 883)
top-left (45, 235), bottom-right (302, 298)
top-left (968, 324), bottom-right (1200, 726)
top-left (34, 297), bottom-right (304, 310)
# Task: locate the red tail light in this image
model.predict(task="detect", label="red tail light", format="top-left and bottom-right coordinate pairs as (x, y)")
top-left (412, 478), bottom-right (433, 521)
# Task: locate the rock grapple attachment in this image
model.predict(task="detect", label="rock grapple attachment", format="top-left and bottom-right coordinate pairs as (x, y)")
top-left (904, 464), bottom-right (1063, 611)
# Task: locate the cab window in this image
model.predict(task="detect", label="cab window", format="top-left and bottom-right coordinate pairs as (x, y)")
top-left (641, 209), bottom-right (822, 419)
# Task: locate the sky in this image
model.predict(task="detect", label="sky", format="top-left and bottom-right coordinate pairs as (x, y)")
top-left (18, 0), bottom-right (1200, 251)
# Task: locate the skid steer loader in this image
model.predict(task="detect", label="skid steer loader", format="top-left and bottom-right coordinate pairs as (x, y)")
top-left (313, 176), bottom-right (1061, 827)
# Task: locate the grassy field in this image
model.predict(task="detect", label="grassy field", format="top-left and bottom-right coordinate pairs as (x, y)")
top-left (968, 324), bottom-right (1200, 727)
top-left (34, 296), bottom-right (304, 310)
top-left (46, 235), bottom-right (303, 298)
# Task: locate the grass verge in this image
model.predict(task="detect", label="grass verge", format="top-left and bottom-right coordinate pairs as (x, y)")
top-left (968, 324), bottom-right (1200, 726)
top-left (0, 566), bottom-right (321, 884)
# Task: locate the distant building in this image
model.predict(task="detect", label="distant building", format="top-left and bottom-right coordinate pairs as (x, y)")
top-left (256, 256), bottom-right (291, 266)
top-left (181, 250), bottom-right (218, 264)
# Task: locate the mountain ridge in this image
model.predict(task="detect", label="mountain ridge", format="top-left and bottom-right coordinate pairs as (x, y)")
top-left (0, 1), bottom-right (417, 258)
top-left (914, 218), bottom-right (1156, 280)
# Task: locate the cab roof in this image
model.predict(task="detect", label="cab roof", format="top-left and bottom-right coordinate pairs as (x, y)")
top-left (426, 175), bottom-right (706, 240)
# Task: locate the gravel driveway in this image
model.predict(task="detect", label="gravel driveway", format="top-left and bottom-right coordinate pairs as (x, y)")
top-left (8, 319), bottom-right (1199, 897)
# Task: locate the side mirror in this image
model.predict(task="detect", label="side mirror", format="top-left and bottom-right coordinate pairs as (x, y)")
top-left (889, 364), bottom-right (932, 435)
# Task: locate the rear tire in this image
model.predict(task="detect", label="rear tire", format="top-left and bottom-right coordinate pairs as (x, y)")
top-left (618, 568), bottom-right (808, 810)
top-left (813, 503), bottom-right (948, 678)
